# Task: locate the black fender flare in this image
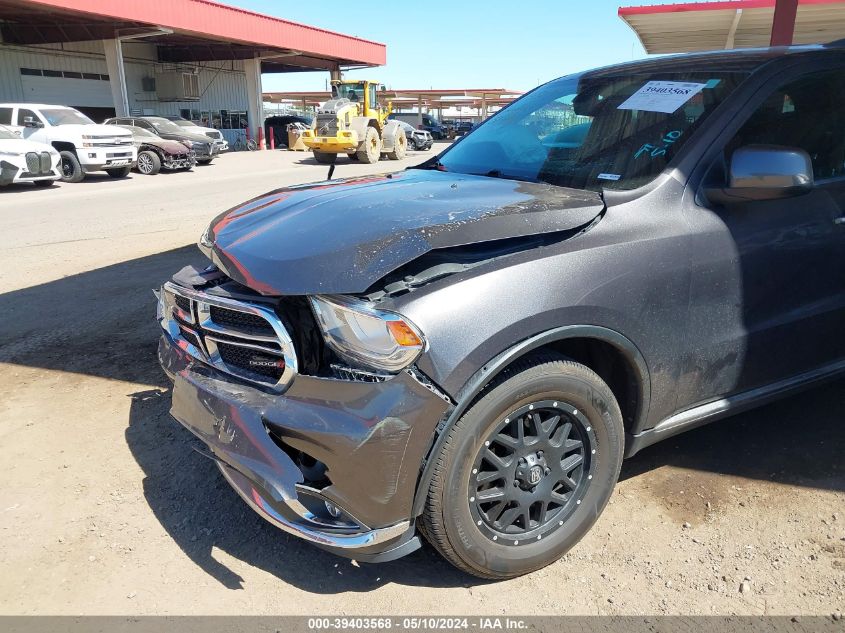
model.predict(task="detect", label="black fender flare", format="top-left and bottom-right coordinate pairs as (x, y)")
top-left (410, 324), bottom-right (651, 517)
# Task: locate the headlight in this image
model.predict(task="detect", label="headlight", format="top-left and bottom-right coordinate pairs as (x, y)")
top-left (199, 225), bottom-right (214, 250)
top-left (309, 295), bottom-right (424, 373)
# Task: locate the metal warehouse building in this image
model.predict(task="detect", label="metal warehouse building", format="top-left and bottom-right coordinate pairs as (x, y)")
top-left (0, 0), bottom-right (385, 146)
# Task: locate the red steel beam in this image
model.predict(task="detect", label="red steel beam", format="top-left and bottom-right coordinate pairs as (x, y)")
top-left (9, 0), bottom-right (386, 66)
top-left (770, 0), bottom-right (800, 45)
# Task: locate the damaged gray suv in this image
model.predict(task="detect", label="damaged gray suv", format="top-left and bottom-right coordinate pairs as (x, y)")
top-left (158, 43), bottom-right (845, 578)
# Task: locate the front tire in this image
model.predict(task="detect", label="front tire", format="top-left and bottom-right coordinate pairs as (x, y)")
top-left (106, 166), bottom-right (131, 178)
top-left (59, 151), bottom-right (84, 183)
top-left (356, 126), bottom-right (381, 164)
top-left (136, 150), bottom-right (161, 175)
top-left (313, 151), bottom-right (337, 164)
top-left (196, 158), bottom-right (213, 165)
top-left (387, 130), bottom-right (407, 160)
top-left (420, 354), bottom-right (624, 579)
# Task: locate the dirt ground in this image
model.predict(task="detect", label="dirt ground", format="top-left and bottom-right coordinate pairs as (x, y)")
top-left (0, 148), bottom-right (843, 616)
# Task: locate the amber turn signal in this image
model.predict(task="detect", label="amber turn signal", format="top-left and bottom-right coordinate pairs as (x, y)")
top-left (387, 320), bottom-right (423, 347)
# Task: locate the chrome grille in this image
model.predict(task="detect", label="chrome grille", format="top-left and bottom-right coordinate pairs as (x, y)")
top-left (208, 305), bottom-right (275, 335)
top-left (25, 152), bottom-right (39, 173)
top-left (215, 340), bottom-right (285, 380)
top-left (39, 151), bottom-right (51, 173)
top-left (159, 281), bottom-right (297, 391)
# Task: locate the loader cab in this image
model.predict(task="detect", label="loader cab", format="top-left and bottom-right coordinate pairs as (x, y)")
top-left (330, 80), bottom-right (383, 118)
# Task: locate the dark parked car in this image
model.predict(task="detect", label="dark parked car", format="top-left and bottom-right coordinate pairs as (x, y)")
top-left (105, 116), bottom-right (217, 164)
top-left (160, 115), bottom-right (228, 153)
top-left (397, 120), bottom-right (433, 150)
top-left (117, 125), bottom-right (195, 175)
top-left (265, 115), bottom-right (312, 148)
top-left (388, 112), bottom-right (446, 139)
top-left (454, 120), bottom-right (475, 136)
top-left (157, 42), bottom-right (845, 579)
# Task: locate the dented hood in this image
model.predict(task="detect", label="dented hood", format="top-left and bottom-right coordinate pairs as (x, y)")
top-left (205, 168), bottom-right (604, 295)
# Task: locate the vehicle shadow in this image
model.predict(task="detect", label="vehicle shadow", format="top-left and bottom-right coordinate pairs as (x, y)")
top-left (58, 174), bottom-right (137, 185)
top-left (293, 155), bottom-right (357, 166)
top-left (620, 376), bottom-right (844, 490)
top-left (0, 182), bottom-right (61, 193)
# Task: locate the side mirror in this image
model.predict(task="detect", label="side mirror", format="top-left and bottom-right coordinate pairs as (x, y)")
top-left (23, 116), bottom-right (43, 128)
top-left (706, 145), bottom-right (814, 204)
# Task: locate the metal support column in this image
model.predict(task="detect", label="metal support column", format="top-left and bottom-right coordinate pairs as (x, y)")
top-left (244, 57), bottom-right (265, 149)
top-left (417, 96), bottom-right (423, 127)
top-left (103, 38), bottom-right (129, 117)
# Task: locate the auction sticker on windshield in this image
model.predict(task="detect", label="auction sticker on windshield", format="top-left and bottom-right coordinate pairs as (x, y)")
top-left (618, 80), bottom-right (707, 114)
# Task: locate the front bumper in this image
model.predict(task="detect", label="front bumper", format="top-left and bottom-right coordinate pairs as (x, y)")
top-left (195, 146), bottom-right (219, 160)
top-left (162, 154), bottom-right (196, 170)
top-left (301, 129), bottom-right (360, 152)
top-left (158, 329), bottom-right (451, 561)
top-left (0, 159), bottom-right (60, 184)
top-left (77, 146), bottom-right (137, 171)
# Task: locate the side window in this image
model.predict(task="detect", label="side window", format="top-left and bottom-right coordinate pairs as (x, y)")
top-left (727, 69), bottom-right (845, 181)
top-left (16, 108), bottom-right (39, 125)
top-left (0, 107), bottom-right (11, 124)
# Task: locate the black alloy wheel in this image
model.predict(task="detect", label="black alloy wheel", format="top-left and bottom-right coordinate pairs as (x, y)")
top-left (59, 150), bottom-right (84, 183)
top-left (420, 355), bottom-right (624, 579)
top-left (471, 400), bottom-right (594, 545)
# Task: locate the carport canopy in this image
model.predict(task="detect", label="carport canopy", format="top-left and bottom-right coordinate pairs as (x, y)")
top-left (264, 88), bottom-right (523, 120)
top-left (0, 0), bottom-right (386, 146)
top-left (619, 0), bottom-right (845, 53)
top-left (0, 0), bottom-right (386, 71)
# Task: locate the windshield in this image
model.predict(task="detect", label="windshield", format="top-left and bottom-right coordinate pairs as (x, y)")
top-left (147, 119), bottom-right (185, 134)
top-left (437, 70), bottom-right (748, 190)
top-left (331, 82), bottom-right (365, 102)
top-left (41, 108), bottom-right (94, 126)
top-left (0, 125), bottom-right (17, 140)
top-left (128, 126), bottom-right (158, 138)
top-left (172, 119), bottom-right (196, 127)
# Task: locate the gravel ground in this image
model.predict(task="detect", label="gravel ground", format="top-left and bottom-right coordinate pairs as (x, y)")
top-left (0, 148), bottom-right (843, 616)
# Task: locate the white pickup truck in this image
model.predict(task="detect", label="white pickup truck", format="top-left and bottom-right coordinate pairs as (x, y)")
top-left (0, 104), bottom-right (137, 182)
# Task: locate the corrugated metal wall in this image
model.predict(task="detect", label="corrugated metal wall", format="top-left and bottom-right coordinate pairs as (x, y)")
top-left (0, 42), bottom-right (110, 102)
top-left (0, 41), bottom-right (249, 127)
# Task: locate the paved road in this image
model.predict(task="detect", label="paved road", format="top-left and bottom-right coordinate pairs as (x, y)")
top-left (0, 148), bottom-right (842, 616)
top-left (0, 146), bottom-right (436, 292)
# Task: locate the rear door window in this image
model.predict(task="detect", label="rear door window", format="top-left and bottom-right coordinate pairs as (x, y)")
top-left (0, 107), bottom-right (11, 125)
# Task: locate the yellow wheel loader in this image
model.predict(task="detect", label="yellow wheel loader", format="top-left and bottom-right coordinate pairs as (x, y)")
top-left (301, 79), bottom-right (407, 164)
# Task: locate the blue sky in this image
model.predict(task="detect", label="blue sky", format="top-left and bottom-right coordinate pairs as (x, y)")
top-left (229, 0), bottom-right (648, 93)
